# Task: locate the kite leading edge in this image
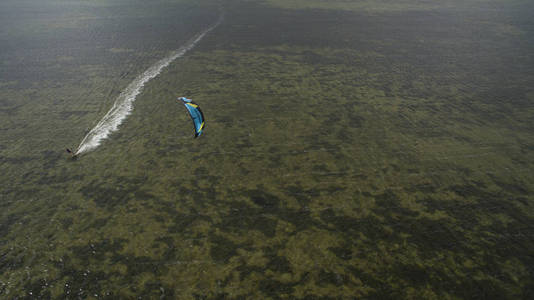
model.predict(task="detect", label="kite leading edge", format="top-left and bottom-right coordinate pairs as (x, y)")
top-left (178, 97), bottom-right (205, 138)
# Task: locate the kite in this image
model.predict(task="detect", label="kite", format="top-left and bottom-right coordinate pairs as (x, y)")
top-left (178, 97), bottom-right (205, 137)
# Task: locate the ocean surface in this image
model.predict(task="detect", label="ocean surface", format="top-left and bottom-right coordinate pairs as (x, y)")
top-left (1, 0), bottom-right (533, 298)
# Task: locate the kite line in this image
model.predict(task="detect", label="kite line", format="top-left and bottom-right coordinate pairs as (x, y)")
top-left (75, 15), bottom-right (222, 155)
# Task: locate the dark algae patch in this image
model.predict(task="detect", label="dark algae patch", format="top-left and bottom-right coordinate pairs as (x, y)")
top-left (1, 0), bottom-right (534, 298)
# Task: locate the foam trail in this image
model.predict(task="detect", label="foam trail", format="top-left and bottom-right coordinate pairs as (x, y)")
top-left (75, 17), bottom-right (221, 155)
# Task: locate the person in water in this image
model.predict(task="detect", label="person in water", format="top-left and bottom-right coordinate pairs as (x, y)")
top-left (66, 148), bottom-right (77, 158)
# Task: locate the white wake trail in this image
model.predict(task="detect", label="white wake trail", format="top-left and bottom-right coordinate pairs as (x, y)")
top-left (75, 18), bottom-right (221, 155)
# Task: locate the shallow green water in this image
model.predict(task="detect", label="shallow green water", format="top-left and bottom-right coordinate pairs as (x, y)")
top-left (1, 0), bottom-right (533, 298)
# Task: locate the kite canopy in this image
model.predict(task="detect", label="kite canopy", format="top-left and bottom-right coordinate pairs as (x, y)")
top-left (178, 97), bottom-right (205, 137)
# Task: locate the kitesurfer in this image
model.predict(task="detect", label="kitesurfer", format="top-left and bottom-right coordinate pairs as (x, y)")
top-left (66, 148), bottom-right (77, 159)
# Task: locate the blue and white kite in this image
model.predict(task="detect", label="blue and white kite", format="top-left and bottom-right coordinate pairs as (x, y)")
top-left (178, 97), bottom-right (205, 138)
